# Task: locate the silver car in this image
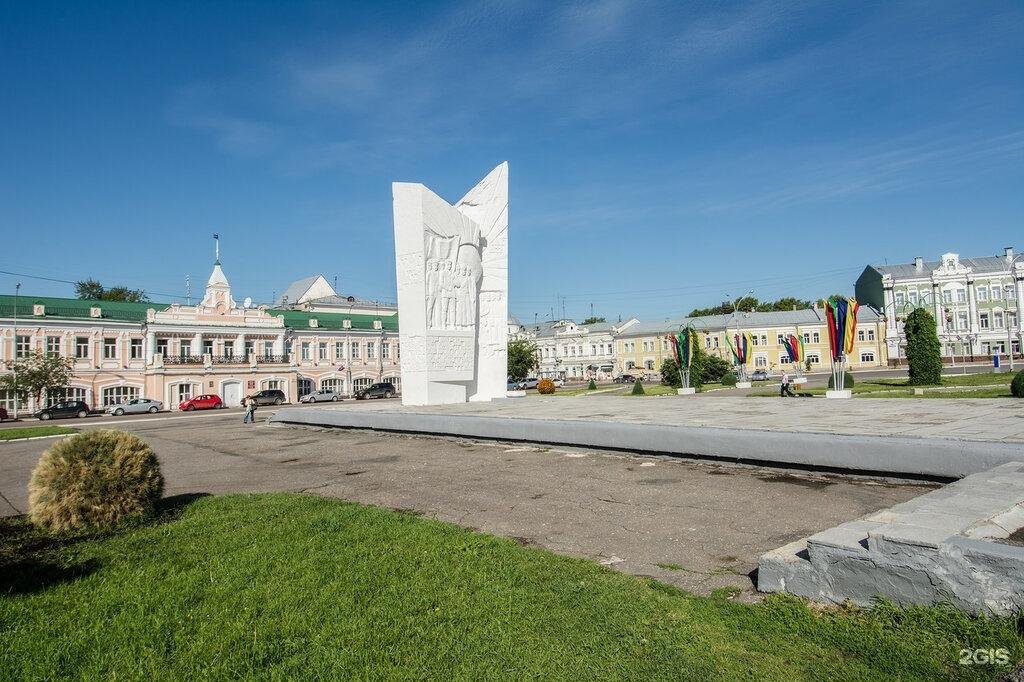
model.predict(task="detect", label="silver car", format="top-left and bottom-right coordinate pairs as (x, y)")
top-left (105, 398), bottom-right (163, 416)
top-left (299, 389), bottom-right (342, 403)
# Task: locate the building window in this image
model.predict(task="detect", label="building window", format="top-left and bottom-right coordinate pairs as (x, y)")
top-left (857, 330), bottom-right (865, 341)
top-left (16, 335), bottom-right (31, 358)
top-left (994, 312), bottom-right (1004, 329)
top-left (992, 286), bottom-right (1001, 300)
top-left (156, 339), bottom-right (168, 357)
top-left (942, 290), bottom-right (952, 304)
top-left (321, 378), bottom-right (344, 393)
top-left (75, 337), bottom-right (89, 358)
top-left (382, 342), bottom-right (390, 359)
top-left (264, 380), bottom-right (280, 390)
top-left (645, 360), bottom-right (654, 370)
top-left (1006, 285), bottom-right (1016, 300)
top-left (908, 290), bottom-right (918, 305)
top-left (351, 342), bottom-right (360, 359)
top-left (263, 341), bottom-right (274, 357)
top-left (980, 313), bottom-right (990, 329)
top-left (806, 353), bottom-right (820, 364)
top-left (957, 312), bottom-right (968, 330)
top-left (802, 333), bottom-right (810, 344)
top-left (860, 351), bottom-right (875, 363)
top-left (895, 291), bottom-right (905, 306)
top-left (626, 360), bottom-right (636, 370)
top-left (956, 289), bottom-right (966, 303)
top-left (335, 341), bottom-right (345, 359)
top-left (103, 337), bottom-right (117, 359)
top-left (318, 342), bottom-right (328, 360)
top-left (46, 336), bottom-right (61, 356)
top-left (812, 332), bottom-right (820, 343)
top-left (179, 341), bottom-right (191, 358)
top-left (102, 386), bottom-right (139, 407)
top-left (1008, 312), bottom-right (1018, 328)
top-left (353, 377), bottom-right (372, 391)
top-left (367, 342), bottom-right (375, 359)
top-left (47, 387), bottom-right (86, 407)
top-left (130, 338), bottom-right (143, 359)
top-left (977, 287), bottom-right (988, 302)
top-left (754, 356), bottom-right (767, 367)
top-left (223, 341), bottom-right (234, 358)
top-left (779, 353), bottom-right (790, 364)
top-left (178, 384), bottom-right (193, 403)
top-left (0, 389), bottom-right (19, 411)
top-left (203, 340), bottom-right (214, 356)
top-left (244, 341), bottom-right (254, 358)
top-left (300, 342), bottom-right (311, 360)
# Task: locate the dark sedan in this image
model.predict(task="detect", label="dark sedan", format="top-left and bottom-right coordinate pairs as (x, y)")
top-left (35, 400), bottom-right (91, 420)
top-left (354, 382), bottom-right (397, 400)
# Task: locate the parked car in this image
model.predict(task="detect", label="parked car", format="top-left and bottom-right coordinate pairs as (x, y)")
top-left (507, 379), bottom-right (520, 391)
top-left (106, 398), bottom-right (163, 416)
top-left (178, 394), bottom-right (223, 411)
top-left (354, 382), bottom-right (397, 400)
top-left (750, 370), bottom-right (770, 381)
top-left (249, 389), bottom-right (286, 406)
top-left (519, 377), bottom-right (539, 390)
top-left (300, 390), bottom-right (341, 403)
top-left (615, 374), bottom-right (637, 384)
top-left (552, 378), bottom-right (565, 387)
top-left (35, 400), bottom-right (90, 420)
top-left (0, 406), bottom-right (8, 421)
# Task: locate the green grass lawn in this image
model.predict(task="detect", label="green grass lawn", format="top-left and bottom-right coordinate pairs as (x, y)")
top-left (1, 494), bottom-right (1020, 679)
top-left (747, 372), bottom-right (1015, 398)
top-left (0, 425), bottom-right (78, 441)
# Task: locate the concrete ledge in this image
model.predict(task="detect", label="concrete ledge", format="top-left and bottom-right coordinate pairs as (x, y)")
top-left (270, 407), bottom-right (1024, 479)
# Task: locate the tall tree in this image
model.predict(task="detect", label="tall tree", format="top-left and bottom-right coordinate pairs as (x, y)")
top-left (904, 308), bottom-right (942, 385)
top-left (75, 279), bottom-right (148, 302)
top-left (0, 352), bottom-right (75, 407)
top-left (507, 339), bottom-right (539, 382)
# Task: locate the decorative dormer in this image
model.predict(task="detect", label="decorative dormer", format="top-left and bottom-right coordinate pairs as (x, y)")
top-left (934, 253), bottom-right (969, 277)
top-left (200, 235), bottom-right (236, 314)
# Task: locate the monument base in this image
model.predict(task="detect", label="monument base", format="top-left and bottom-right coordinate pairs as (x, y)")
top-left (793, 377), bottom-right (808, 386)
top-left (506, 390), bottom-right (527, 398)
top-left (677, 387), bottom-right (696, 395)
top-left (825, 390), bottom-right (852, 399)
top-left (735, 381), bottom-right (752, 389)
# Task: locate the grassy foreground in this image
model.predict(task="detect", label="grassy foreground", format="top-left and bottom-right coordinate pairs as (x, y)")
top-left (1, 494), bottom-right (1021, 680)
top-left (0, 426), bottom-right (77, 441)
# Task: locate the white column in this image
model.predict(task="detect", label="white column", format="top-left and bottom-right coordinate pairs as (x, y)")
top-left (273, 333), bottom-right (285, 356)
top-left (235, 332), bottom-right (245, 359)
top-left (193, 331), bottom-right (203, 358)
top-left (145, 331), bottom-right (156, 364)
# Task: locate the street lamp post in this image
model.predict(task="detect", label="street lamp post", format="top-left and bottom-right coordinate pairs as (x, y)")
top-left (12, 282), bottom-right (20, 420)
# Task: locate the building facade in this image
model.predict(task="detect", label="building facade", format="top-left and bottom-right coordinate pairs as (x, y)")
top-left (0, 261), bottom-right (399, 413)
top-left (856, 248), bottom-right (1023, 364)
top-left (534, 319), bottom-right (622, 381)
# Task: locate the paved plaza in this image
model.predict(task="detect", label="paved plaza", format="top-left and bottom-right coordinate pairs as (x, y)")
top-left (0, 411), bottom-right (931, 597)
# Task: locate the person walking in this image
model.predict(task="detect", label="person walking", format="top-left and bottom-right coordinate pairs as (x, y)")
top-left (243, 395), bottom-right (257, 424)
top-left (780, 371), bottom-right (795, 397)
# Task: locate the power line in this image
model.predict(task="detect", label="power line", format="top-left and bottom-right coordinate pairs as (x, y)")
top-left (0, 268), bottom-right (189, 300)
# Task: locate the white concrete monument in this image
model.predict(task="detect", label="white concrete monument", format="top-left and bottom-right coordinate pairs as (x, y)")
top-left (393, 162), bottom-right (509, 405)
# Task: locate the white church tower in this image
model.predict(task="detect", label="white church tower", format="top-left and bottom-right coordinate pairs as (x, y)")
top-left (201, 234), bottom-right (236, 313)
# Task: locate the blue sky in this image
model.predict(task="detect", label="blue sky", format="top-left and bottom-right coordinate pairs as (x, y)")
top-left (2, 1), bottom-right (1022, 322)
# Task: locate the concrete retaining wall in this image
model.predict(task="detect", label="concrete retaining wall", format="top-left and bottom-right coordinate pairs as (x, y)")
top-left (270, 407), bottom-right (1024, 479)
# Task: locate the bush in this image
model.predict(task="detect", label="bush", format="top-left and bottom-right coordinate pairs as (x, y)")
top-left (29, 430), bottom-right (164, 532)
top-left (827, 372), bottom-right (855, 389)
top-left (587, 379), bottom-right (597, 390)
top-left (1012, 370), bottom-right (1024, 398)
top-left (631, 378), bottom-right (645, 395)
top-left (721, 371), bottom-right (737, 387)
top-left (700, 356), bottom-right (731, 384)
top-left (537, 378), bottom-right (556, 394)
top-left (904, 308), bottom-right (942, 385)
top-left (660, 358), bottom-right (681, 388)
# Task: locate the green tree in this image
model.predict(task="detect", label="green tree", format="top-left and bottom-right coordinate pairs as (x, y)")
top-left (507, 339), bottom-right (538, 382)
top-left (582, 316), bottom-right (606, 325)
top-left (0, 351), bottom-right (75, 407)
top-left (75, 279), bottom-right (148, 302)
top-left (700, 355), bottom-right (731, 384)
top-left (904, 308), bottom-right (942, 385)
top-left (660, 358), bottom-right (681, 388)
top-left (688, 296), bottom-right (812, 317)
top-left (630, 378), bottom-right (645, 395)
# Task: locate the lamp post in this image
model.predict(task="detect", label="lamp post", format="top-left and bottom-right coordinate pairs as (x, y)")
top-left (726, 290), bottom-right (753, 382)
top-left (12, 282), bottom-right (20, 419)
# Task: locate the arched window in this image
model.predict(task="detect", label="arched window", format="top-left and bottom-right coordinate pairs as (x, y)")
top-left (48, 387), bottom-right (86, 406)
top-left (320, 378), bottom-right (345, 392)
top-left (102, 386), bottom-right (139, 407)
top-left (353, 377), bottom-right (373, 391)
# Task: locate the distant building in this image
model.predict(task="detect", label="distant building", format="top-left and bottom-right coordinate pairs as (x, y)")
top-left (534, 319), bottom-right (623, 381)
top-left (856, 247), bottom-right (1022, 362)
top-left (1, 260), bottom-right (399, 413)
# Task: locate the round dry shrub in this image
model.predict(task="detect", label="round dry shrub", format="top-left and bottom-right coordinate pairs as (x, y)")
top-left (537, 378), bottom-right (556, 394)
top-left (721, 371), bottom-right (737, 387)
top-left (29, 430), bottom-right (164, 532)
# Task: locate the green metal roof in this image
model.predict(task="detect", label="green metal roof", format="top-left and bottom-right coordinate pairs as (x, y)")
top-left (0, 294), bottom-right (400, 331)
top-left (0, 294), bottom-right (163, 323)
top-left (267, 308), bottom-right (398, 332)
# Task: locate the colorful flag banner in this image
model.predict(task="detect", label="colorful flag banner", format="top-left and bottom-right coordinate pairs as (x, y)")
top-left (821, 296), bottom-right (860, 361)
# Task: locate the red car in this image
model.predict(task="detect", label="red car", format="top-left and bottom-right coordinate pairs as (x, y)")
top-left (178, 394), bottom-right (223, 411)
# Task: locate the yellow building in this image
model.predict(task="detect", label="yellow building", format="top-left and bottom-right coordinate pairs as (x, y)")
top-left (614, 307), bottom-right (887, 379)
